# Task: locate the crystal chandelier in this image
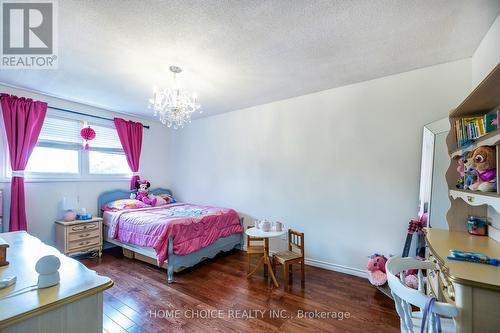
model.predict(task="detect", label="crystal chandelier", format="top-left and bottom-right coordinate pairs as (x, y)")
top-left (149, 66), bottom-right (201, 129)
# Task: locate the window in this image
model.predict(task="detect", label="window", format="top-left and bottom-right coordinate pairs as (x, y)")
top-left (27, 147), bottom-right (79, 174)
top-left (23, 114), bottom-right (131, 180)
top-left (88, 124), bottom-right (130, 175)
top-left (26, 117), bottom-right (81, 175)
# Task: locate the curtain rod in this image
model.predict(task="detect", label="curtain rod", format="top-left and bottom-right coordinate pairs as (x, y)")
top-left (0, 96), bottom-right (150, 129)
top-left (48, 106), bottom-right (150, 129)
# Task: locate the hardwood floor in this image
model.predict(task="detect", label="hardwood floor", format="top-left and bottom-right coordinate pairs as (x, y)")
top-left (81, 248), bottom-right (400, 333)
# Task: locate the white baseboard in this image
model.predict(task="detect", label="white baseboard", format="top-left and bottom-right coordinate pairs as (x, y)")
top-left (242, 245), bottom-right (368, 279)
top-left (304, 257), bottom-right (368, 279)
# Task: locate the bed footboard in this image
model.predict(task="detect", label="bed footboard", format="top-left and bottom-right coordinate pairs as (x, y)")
top-left (166, 217), bottom-right (244, 283)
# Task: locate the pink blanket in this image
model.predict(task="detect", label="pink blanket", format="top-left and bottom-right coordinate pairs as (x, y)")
top-left (106, 203), bottom-right (242, 266)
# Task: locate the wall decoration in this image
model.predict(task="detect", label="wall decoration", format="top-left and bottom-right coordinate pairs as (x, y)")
top-left (80, 126), bottom-right (96, 151)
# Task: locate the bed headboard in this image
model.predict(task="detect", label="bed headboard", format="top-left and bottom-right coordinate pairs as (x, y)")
top-left (97, 188), bottom-right (173, 217)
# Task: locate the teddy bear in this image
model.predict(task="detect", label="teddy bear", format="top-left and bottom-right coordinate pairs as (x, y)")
top-left (130, 179), bottom-right (157, 206)
top-left (367, 254), bottom-right (387, 286)
top-left (467, 146), bottom-right (497, 192)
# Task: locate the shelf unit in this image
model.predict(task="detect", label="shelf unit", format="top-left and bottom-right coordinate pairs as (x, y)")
top-left (446, 64), bottom-right (500, 238)
top-left (449, 189), bottom-right (500, 213)
top-left (450, 128), bottom-right (500, 158)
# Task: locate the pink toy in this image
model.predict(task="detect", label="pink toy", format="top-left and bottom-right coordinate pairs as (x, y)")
top-left (130, 179), bottom-right (157, 206)
top-left (404, 274), bottom-right (418, 289)
top-left (402, 256), bottom-right (425, 289)
top-left (367, 254), bottom-right (388, 286)
top-left (457, 158), bottom-right (465, 176)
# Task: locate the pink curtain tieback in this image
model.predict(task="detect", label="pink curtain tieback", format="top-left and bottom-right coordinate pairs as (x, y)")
top-left (11, 171), bottom-right (25, 177)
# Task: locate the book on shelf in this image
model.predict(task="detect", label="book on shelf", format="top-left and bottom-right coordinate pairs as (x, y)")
top-left (454, 108), bottom-right (500, 149)
top-left (455, 116), bottom-right (485, 148)
top-left (484, 109), bottom-right (499, 133)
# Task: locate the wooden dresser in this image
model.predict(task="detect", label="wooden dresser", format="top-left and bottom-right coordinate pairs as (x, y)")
top-left (55, 217), bottom-right (103, 257)
top-left (425, 228), bottom-right (500, 333)
top-left (0, 231), bottom-right (113, 333)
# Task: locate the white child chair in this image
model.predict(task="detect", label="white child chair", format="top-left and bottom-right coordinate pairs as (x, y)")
top-left (386, 256), bottom-right (458, 333)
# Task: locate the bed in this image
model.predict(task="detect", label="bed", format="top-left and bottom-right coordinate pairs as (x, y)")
top-left (97, 188), bottom-right (244, 283)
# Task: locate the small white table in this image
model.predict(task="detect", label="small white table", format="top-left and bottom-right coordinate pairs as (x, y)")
top-left (245, 227), bottom-right (286, 287)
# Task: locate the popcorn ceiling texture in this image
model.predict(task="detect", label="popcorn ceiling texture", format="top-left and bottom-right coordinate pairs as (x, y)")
top-left (0, 0), bottom-right (498, 118)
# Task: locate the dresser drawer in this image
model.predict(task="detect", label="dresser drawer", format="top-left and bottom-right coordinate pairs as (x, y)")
top-left (68, 229), bottom-right (100, 242)
top-left (68, 222), bottom-right (99, 233)
top-left (55, 218), bottom-right (103, 257)
top-left (68, 236), bottom-right (100, 251)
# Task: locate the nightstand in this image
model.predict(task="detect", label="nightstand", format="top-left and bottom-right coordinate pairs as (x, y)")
top-left (55, 217), bottom-right (103, 257)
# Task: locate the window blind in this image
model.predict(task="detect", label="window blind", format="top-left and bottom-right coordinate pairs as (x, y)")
top-left (90, 124), bottom-right (123, 150)
top-left (38, 117), bottom-right (81, 144)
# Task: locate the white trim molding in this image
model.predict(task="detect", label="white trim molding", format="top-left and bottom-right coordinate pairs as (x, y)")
top-left (304, 257), bottom-right (368, 279)
top-left (242, 245), bottom-right (368, 279)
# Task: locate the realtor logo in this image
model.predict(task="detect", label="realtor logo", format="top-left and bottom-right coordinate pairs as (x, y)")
top-left (1, 0), bottom-right (58, 68)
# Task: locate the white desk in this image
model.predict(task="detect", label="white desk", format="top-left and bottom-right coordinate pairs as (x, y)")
top-left (245, 227), bottom-right (286, 287)
top-left (425, 228), bottom-right (500, 332)
top-left (0, 231), bottom-right (113, 333)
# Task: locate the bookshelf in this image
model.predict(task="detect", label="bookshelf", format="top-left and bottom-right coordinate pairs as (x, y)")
top-left (446, 64), bottom-right (500, 237)
top-left (450, 128), bottom-right (500, 159)
top-left (427, 64), bottom-right (500, 332)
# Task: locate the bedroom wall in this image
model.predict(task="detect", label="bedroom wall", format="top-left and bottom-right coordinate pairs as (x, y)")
top-left (166, 59), bottom-right (472, 276)
top-left (471, 13), bottom-right (500, 87)
top-left (0, 84), bottom-right (169, 245)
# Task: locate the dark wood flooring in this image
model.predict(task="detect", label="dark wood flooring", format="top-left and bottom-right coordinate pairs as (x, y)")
top-left (81, 248), bottom-right (400, 333)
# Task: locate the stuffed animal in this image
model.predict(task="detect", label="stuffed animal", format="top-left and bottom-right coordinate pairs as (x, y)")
top-left (367, 254), bottom-right (387, 286)
top-left (463, 153), bottom-right (478, 190)
top-left (402, 256), bottom-right (425, 289)
top-left (130, 179), bottom-right (157, 206)
top-left (404, 274), bottom-right (418, 289)
top-left (468, 146), bottom-right (497, 192)
top-left (456, 158), bottom-right (465, 189)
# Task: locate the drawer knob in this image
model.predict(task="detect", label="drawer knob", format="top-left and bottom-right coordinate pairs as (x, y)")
top-left (79, 233), bottom-right (90, 238)
top-left (467, 195), bottom-right (474, 203)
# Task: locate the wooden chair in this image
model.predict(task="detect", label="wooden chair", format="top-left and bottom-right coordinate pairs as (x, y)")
top-left (246, 226), bottom-right (269, 278)
top-left (386, 256), bottom-right (458, 333)
top-left (272, 229), bottom-right (305, 290)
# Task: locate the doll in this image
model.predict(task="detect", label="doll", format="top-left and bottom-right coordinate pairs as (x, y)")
top-left (130, 179), bottom-right (157, 206)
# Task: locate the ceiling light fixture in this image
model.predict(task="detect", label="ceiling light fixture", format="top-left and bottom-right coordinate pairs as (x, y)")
top-left (148, 66), bottom-right (201, 129)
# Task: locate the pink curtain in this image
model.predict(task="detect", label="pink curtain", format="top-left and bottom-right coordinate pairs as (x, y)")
top-left (113, 117), bottom-right (143, 189)
top-left (1, 93), bottom-right (47, 231)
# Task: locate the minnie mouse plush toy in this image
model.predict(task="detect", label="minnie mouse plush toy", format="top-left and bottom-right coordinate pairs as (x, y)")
top-left (130, 179), bottom-right (157, 206)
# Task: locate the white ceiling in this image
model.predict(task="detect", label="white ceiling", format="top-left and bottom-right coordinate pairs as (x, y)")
top-left (0, 0), bottom-right (499, 119)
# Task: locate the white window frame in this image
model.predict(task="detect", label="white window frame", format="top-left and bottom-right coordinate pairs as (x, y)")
top-left (84, 121), bottom-right (132, 180)
top-left (2, 110), bottom-right (132, 182)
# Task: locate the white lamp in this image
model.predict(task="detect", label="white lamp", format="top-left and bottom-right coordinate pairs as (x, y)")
top-left (62, 196), bottom-right (78, 222)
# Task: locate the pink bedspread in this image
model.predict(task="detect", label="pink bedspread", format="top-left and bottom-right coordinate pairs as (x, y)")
top-left (105, 203), bottom-right (242, 266)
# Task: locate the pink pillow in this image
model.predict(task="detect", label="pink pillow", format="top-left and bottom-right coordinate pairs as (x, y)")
top-left (102, 199), bottom-right (149, 212)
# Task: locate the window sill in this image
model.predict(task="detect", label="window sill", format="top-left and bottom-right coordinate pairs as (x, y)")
top-left (0, 177), bottom-right (132, 183)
